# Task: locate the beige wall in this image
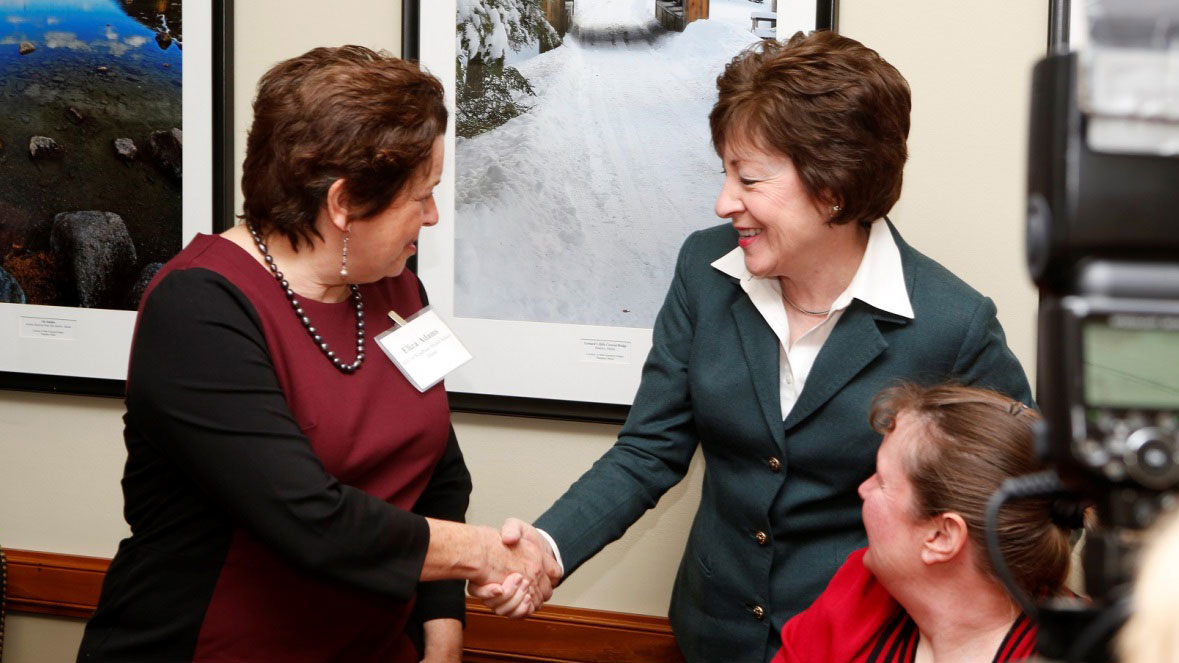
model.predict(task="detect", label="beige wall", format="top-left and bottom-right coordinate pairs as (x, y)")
top-left (840, 2), bottom-right (1045, 370)
top-left (0, 1), bottom-right (1047, 660)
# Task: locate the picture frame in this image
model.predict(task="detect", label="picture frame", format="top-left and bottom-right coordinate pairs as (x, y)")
top-left (407, 0), bottom-right (837, 422)
top-left (1048, 0), bottom-right (1070, 52)
top-left (0, 0), bottom-right (235, 397)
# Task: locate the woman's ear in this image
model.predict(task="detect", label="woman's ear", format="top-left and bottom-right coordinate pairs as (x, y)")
top-left (920, 512), bottom-right (969, 565)
top-left (324, 179), bottom-right (352, 233)
top-left (818, 190), bottom-right (844, 223)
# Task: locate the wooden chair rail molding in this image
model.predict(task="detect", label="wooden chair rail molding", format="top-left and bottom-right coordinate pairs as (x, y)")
top-left (5, 549), bottom-right (685, 663)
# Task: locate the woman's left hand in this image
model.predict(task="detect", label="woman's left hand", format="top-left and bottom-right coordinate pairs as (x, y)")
top-left (421, 617), bottom-right (463, 663)
top-left (471, 572), bottom-right (536, 619)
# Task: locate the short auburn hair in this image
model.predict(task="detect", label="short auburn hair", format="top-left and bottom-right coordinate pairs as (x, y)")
top-left (240, 45), bottom-right (448, 248)
top-left (710, 30), bottom-right (910, 226)
top-left (869, 382), bottom-right (1071, 600)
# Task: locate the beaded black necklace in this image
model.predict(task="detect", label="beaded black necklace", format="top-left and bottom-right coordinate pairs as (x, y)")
top-left (247, 224), bottom-right (365, 374)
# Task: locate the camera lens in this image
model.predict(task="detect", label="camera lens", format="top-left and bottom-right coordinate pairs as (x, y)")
top-left (1124, 427), bottom-right (1179, 490)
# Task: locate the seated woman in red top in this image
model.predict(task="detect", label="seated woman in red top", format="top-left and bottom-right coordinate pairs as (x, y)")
top-left (773, 382), bottom-right (1071, 663)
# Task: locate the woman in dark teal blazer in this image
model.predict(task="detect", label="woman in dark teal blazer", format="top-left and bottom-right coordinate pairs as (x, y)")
top-left (473, 31), bottom-right (1032, 663)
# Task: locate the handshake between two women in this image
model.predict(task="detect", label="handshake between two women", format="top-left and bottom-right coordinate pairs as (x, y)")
top-left (428, 517), bottom-right (562, 619)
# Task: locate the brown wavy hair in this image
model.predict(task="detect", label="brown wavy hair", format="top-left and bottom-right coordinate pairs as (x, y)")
top-left (710, 30), bottom-right (910, 227)
top-left (240, 45), bottom-right (448, 248)
top-left (869, 382), bottom-right (1071, 599)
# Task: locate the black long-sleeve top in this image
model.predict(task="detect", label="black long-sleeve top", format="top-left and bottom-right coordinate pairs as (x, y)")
top-left (78, 234), bottom-right (471, 662)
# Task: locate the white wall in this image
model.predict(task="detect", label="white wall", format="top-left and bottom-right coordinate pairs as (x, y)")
top-left (0, 1), bottom-right (1047, 660)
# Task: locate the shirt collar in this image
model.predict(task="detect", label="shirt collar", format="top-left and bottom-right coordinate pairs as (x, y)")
top-left (710, 218), bottom-right (914, 319)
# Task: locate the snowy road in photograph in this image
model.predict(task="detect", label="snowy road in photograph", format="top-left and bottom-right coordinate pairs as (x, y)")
top-left (455, 0), bottom-right (767, 328)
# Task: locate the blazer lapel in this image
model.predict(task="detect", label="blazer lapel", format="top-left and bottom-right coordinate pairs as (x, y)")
top-left (731, 296), bottom-right (789, 453)
top-left (783, 304), bottom-right (890, 432)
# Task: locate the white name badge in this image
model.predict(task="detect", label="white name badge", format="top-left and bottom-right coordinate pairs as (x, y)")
top-left (375, 306), bottom-right (473, 392)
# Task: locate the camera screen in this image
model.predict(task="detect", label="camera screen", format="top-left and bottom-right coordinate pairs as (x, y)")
top-left (1083, 318), bottom-right (1179, 409)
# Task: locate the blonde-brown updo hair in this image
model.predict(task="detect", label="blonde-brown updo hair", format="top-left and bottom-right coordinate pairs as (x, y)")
top-left (869, 382), bottom-right (1071, 599)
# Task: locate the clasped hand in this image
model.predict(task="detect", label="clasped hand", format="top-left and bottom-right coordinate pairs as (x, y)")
top-left (469, 518), bottom-right (562, 619)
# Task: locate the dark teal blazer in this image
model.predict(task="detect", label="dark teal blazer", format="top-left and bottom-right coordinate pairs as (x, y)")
top-left (534, 221), bottom-right (1032, 663)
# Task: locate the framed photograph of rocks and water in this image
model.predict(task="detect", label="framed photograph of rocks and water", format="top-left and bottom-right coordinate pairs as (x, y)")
top-left (0, 0), bottom-right (233, 396)
top-left (409, 0), bottom-right (836, 421)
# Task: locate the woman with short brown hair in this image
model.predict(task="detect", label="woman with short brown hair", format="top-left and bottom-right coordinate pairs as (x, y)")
top-left (710, 29), bottom-right (910, 229)
top-left (475, 31), bottom-right (1031, 663)
top-left (78, 46), bottom-right (552, 663)
top-left (774, 383), bottom-right (1070, 662)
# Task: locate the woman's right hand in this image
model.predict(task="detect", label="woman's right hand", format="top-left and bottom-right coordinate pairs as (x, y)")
top-left (475, 521), bottom-right (555, 612)
top-left (469, 518), bottom-right (562, 617)
top-left (421, 518), bottom-right (554, 615)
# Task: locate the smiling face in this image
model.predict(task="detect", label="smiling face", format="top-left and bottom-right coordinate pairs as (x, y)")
top-left (714, 136), bottom-right (833, 279)
top-left (348, 136), bottom-right (444, 281)
top-left (859, 410), bottom-right (931, 586)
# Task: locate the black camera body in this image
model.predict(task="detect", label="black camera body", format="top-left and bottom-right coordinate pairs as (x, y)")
top-left (1026, 48), bottom-right (1179, 294)
top-left (1038, 295), bottom-right (1179, 522)
top-left (1027, 49), bottom-right (1179, 661)
top-left (1029, 52), bottom-right (1179, 526)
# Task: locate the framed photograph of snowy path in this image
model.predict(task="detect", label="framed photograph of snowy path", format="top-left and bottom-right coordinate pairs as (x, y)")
top-left (411, 0), bottom-right (835, 420)
top-left (0, 0), bottom-right (233, 396)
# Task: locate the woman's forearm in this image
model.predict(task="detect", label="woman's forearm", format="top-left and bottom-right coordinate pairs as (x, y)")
top-left (421, 518), bottom-right (492, 582)
top-left (421, 618), bottom-right (463, 663)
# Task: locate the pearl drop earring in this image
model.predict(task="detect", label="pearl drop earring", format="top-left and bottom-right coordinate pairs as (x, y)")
top-left (339, 228), bottom-right (351, 279)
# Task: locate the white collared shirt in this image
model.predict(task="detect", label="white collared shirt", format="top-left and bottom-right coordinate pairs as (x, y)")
top-left (539, 221), bottom-right (914, 574)
top-left (710, 218), bottom-right (915, 419)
